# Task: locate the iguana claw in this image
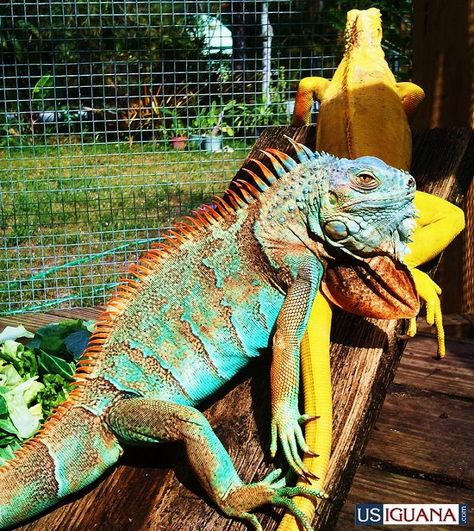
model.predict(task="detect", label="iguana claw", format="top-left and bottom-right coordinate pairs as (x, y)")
top-left (224, 480), bottom-right (327, 531)
top-left (410, 268), bottom-right (445, 358)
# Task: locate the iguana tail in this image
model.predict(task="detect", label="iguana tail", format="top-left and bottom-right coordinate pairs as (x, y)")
top-left (0, 403), bottom-right (122, 528)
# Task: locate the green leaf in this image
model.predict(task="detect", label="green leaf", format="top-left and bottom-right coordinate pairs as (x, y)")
top-left (0, 325), bottom-right (34, 343)
top-left (37, 373), bottom-right (71, 417)
top-left (0, 364), bottom-right (23, 388)
top-left (64, 329), bottom-right (91, 360)
top-left (38, 350), bottom-right (75, 381)
top-left (30, 320), bottom-right (86, 357)
top-left (0, 395), bottom-right (9, 416)
top-left (0, 443), bottom-right (19, 466)
top-left (3, 384), bottom-right (41, 439)
top-left (0, 339), bottom-right (23, 362)
top-left (0, 417), bottom-right (18, 436)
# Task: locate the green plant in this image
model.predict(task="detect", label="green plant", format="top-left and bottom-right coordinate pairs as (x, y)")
top-left (161, 107), bottom-right (187, 138)
top-left (191, 100), bottom-right (235, 137)
top-left (31, 74), bottom-right (54, 111)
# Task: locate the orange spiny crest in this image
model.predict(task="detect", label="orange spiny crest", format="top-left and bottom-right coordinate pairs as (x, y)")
top-left (192, 210), bottom-right (210, 226)
top-left (87, 339), bottom-right (106, 347)
top-left (161, 235), bottom-right (182, 252)
top-left (200, 204), bottom-right (221, 221)
top-left (119, 277), bottom-right (141, 289)
top-left (103, 305), bottom-right (123, 316)
top-left (265, 148), bottom-right (298, 171)
top-left (225, 189), bottom-right (246, 208)
top-left (145, 249), bottom-right (164, 258)
top-left (250, 158), bottom-right (277, 183)
top-left (131, 263), bottom-right (154, 276)
top-left (182, 215), bottom-right (204, 230)
top-left (174, 222), bottom-right (195, 236)
top-left (167, 229), bottom-right (187, 243)
top-left (242, 168), bottom-right (269, 192)
top-left (151, 242), bottom-right (174, 253)
top-left (137, 257), bottom-right (159, 269)
top-left (192, 208), bottom-right (214, 225)
top-left (233, 181), bottom-right (255, 203)
top-left (235, 179), bottom-right (260, 198)
top-left (107, 298), bottom-right (127, 308)
top-left (260, 149), bottom-right (287, 177)
top-left (89, 331), bottom-right (109, 338)
top-left (211, 195), bottom-right (234, 216)
top-left (76, 366), bottom-right (95, 374)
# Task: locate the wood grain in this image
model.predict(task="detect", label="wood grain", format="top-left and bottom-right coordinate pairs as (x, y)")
top-left (336, 465), bottom-right (474, 531)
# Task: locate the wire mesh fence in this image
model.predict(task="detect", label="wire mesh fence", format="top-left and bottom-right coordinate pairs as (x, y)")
top-left (0, 1), bottom-right (413, 314)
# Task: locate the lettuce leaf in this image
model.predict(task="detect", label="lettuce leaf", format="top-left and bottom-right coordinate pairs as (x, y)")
top-left (0, 319), bottom-right (94, 463)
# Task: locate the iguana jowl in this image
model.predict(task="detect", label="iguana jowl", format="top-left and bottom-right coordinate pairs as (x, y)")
top-left (0, 141), bottom-right (419, 530)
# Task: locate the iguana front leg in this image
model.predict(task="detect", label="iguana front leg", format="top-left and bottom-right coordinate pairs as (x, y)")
top-left (270, 257), bottom-right (324, 478)
top-left (405, 191), bottom-right (465, 356)
top-left (279, 292), bottom-right (333, 530)
top-left (107, 398), bottom-right (327, 531)
top-left (291, 77), bottom-right (330, 126)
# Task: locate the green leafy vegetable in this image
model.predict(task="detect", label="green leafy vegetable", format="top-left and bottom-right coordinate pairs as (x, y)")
top-left (38, 350), bottom-right (75, 381)
top-left (0, 319), bottom-right (93, 465)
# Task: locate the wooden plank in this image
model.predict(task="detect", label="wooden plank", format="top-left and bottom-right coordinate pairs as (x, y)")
top-left (336, 465), bottom-right (474, 531)
top-left (46, 307), bottom-right (102, 321)
top-left (0, 308), bottom-right (101, 333)
top-left (397, 335), bottom-right (474, 399)
top-left (0, 313), bottom-right (60, 332)
top-left (364, 388), bottom-right (474, 488)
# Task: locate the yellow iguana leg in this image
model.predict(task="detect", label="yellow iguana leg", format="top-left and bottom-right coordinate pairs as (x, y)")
top-left (291, 77), bottom-right (330, 126)
top-left (278, 292), bottom-right (333, 530)
top-left (406, 191), bottom-right (466, 357)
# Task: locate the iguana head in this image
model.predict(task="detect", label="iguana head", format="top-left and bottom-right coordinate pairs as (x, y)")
top-left (315, 154), bottom-right (416, 262)
top-left (345, 7), bottom-right (383, 53)
top-left (250, 139), bottom-right (418, 318)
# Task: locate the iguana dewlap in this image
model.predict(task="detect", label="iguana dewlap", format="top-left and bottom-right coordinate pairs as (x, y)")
top-left (279, 7), bottom-right (465, 530)
top-left (0, 143), bottom-right (419, 530)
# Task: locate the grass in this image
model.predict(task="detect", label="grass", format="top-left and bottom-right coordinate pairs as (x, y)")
top-left (0, 140), bottom-right (249, 313)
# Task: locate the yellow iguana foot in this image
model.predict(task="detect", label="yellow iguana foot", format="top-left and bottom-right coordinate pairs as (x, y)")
top-left (408, 268), bottom-right (445, 358)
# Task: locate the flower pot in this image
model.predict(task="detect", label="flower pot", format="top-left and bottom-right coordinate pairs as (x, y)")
top-left (170, 136), bottom-right (187, 150)
top-left (201, 135), bottom-right (223, 152)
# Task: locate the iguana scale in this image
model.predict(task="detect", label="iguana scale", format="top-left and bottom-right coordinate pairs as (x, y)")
top-left (279, 8), bottom-right (466, 530)
top-left (0, 140), bottom-right (419, 530)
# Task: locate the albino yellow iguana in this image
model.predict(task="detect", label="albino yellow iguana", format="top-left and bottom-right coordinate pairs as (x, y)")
top-left (278, 8), bottom-right (466, 530)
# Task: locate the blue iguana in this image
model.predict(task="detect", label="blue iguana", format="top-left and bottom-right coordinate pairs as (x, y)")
top-left (0, 140), bottom-right (419, 530)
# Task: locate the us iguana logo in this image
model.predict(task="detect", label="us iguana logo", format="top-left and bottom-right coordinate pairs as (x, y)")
top-left (0, 139), bottom-right (418, 530)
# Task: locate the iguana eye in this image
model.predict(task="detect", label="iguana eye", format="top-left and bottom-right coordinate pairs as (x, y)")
top-left (353, 171), bottom-right (380, 191)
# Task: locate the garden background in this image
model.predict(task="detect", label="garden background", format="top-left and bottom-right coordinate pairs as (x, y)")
top-left (0, 0), bottom-right (418, 314)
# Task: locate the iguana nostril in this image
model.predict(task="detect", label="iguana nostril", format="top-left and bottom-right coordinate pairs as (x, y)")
top-left (324, 220), bottom-right (348, 240)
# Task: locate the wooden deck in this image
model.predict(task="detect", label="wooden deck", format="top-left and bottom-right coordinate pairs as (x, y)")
top-left (1, 309), bottom-right (473, 530)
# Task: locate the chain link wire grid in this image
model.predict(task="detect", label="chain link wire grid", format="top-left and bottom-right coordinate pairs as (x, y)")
top-left (0, 1), bottom-right (412, 314)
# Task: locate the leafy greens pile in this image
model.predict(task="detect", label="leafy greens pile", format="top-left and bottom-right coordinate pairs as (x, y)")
top-left (0, 320), bottom-right (93, 465)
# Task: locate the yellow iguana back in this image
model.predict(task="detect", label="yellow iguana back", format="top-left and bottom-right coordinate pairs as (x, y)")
top-left (279, 8), bottom-right (465, 530)
top-left (294, 8), bottom-right (422, 170)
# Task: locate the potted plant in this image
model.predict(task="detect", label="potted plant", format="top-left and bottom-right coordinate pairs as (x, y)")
top-left (161, 107), bottom-right (187, 150)
top-left (191, 101), bottom-right (235, 152)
